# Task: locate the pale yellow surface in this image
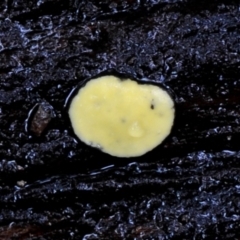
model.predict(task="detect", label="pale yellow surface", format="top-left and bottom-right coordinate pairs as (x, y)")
top-left (69, 76), bottom-right (175, 157)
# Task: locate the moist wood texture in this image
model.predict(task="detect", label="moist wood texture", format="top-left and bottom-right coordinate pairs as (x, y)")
top-left (0, 0), bottom-right (239, 239)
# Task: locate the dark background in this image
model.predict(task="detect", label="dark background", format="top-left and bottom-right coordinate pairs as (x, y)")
top-left (0, 0), bottom-right (239, 239)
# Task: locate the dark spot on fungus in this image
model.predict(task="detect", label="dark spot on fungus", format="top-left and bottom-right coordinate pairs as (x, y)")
top-left (150, 99), bottom-right (156, 110)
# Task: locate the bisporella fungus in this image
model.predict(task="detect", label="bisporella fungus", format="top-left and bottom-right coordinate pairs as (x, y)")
top-left (68, 74), bottom-right (175, 157)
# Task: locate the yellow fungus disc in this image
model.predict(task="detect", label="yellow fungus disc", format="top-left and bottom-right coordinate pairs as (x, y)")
top-left (69, 75), bottom-right (175, 157)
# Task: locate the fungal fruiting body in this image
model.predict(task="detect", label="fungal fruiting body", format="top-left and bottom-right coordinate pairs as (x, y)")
top-left (68, 75), bottom-right (175, 157)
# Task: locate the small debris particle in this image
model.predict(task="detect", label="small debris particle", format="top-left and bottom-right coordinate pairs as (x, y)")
top-left (17, 165), bottom-right (24, 171)
top-left (29, 102), bottom-right (55, 136)
top-left (17, 180), bottom-right (27, 187)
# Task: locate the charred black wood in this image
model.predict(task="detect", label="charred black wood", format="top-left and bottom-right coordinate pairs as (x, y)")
top-left (0, 0), bottom-right (240, 239)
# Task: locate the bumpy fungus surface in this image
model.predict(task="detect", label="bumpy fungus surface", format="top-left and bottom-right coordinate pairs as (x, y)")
top-left (69, 75), bottom-right (175, 157)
